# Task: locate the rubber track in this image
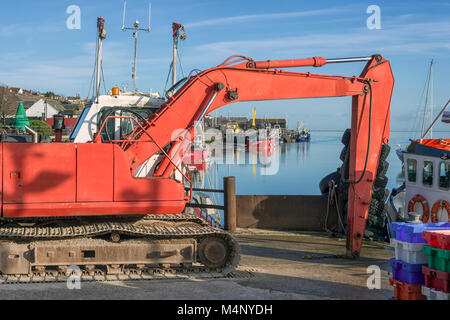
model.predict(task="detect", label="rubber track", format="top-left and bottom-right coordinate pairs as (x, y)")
top-left (0, 214), bottom-right (240, 284)
top-left (0, 269), bottom-right (252, 285)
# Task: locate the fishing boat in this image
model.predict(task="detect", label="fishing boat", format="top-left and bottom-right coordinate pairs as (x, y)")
top-left (221, 122), bottom-right (241, 134)
top-left (296, 122), bottom-right (311, 142)
top-left (273, 124), bottom-right (287, 144)
top-left (183, 122), bottom-right (211, 172)
top-left (394, 60), bottom-right (435, 162)
top-left (247, 137), bottom-right (275, 152)
top-left (70, 18), bottom-right (164, 144)
top-left (391, 136), bottom-right (450, 223)
top-left (388, 60), bottom-right (450, 224)
top-left (71, 18), bottom-right (194, 180)
top-left (246, 125), bottom-right (277, 153)
top-left (244, 108), bottom-right (276, 151)
top-left (442, 111), bottom-right (450, 123)
top-left (389, 98), bottom-right (450, 223)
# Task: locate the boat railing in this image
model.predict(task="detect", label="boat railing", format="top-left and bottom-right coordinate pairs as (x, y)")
top-left (440, 139), bottom-right (450, 147)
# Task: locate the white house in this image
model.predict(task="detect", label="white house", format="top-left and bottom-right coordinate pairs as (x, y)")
top-left (25, 99), bottom-right (65, 119)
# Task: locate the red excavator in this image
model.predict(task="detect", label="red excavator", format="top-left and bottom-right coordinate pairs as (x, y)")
top-left (0, 54), bottom-right (393, 279)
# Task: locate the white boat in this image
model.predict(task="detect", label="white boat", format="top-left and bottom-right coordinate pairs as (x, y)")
top-left (295, 121), bottom-right (311, 142)
top-left (388, 60), bottom-right (450, 225)
top-left (70, 92), bottom-right (163, 144)
top-left (442, 111), bottom-right (450, 123)
top-left (69, 18), bottom-right (188, 180)
top-left (391, 139), bottom-right (450, 223)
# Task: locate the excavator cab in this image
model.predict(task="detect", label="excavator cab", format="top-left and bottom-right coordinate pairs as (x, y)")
top-left (96, 106), bottom-right (154, 143)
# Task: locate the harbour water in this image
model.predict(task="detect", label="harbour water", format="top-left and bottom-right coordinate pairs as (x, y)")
top-left (191, 131), bottom-right (429, 218)
top-left (194, 131), bottom-right (413, 193)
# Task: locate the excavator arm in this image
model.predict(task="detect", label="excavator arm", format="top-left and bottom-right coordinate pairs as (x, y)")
top-left (107, 54), bottom-right (394, 257)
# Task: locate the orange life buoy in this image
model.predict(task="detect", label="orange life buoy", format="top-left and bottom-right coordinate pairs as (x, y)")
top-left (430, 200), bottom-right (450, 223)
top-left (408, 194), bottom-right (430, 223)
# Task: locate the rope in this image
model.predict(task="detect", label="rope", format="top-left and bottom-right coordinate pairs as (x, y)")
top-left (177, 42), bottom-right (185, 78)
top-left (164, 62), bottom-right (173, 94)
top-left (87, 69), bottom-right (95, 100)
top-left (325, 180), bottom-right (346, 234)
top-left (101, 63), bottom-right (107, 95)
top-left (164, 42), bottom-right (185, 94)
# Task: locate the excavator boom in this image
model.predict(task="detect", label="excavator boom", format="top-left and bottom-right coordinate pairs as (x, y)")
top-left (123, 56), bottom-right (369, 168)
top-left (117, 54), bottom-right (394, 256)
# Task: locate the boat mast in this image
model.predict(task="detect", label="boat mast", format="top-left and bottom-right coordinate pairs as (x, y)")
top-left (430, 60), bottom-right (434, 138)
top-left (421, 59), bottom-right (434, 139)
top-left (95, 17), bottom-right (107, 102)
top-left (122, 1), bottom-right (151, 93)
top-left (421, 99), bottom-right (450, 140)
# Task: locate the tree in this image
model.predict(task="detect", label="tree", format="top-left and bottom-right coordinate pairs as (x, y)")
top-left (29, 120), bottom-right (53, 137)
top-left (0, 85), bottom-right (18, 125)
top-left (44, 91), bottom-right (55, 98)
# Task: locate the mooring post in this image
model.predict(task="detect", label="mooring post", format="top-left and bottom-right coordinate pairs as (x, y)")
top-left (224, 176), bottom-right (237, 231)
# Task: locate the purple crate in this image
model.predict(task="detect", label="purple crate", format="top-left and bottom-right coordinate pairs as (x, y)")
top-left (391, 222), bottom-right (450, 243)
top-left (390, 258), bottom-right (426, 285)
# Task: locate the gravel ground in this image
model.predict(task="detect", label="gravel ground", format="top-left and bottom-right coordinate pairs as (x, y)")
top-left (0, 229), bottom-right (394, 300)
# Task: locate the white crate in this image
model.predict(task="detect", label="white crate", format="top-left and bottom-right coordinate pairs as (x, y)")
top-left (422, 286), bottom-right (450, 300)
top-left (390, 239), bottom-right (428, 264)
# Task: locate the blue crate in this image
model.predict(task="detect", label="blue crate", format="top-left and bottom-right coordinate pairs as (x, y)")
top-left (390, 258), bottom-right (426, 285)
top-left (391, 222), bottom-right (450, 243)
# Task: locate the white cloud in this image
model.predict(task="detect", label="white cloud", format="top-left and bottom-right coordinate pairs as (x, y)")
top-left (0, 40), bottom-right (133, 95)
top-left (188, 19), bottom-right (450, 62)
top-left (0, 24), bottom-right (20, 37)
top-left (185, 8), bottom-right (352, 28)
top-left (0, 21), bottom-right (65, 37)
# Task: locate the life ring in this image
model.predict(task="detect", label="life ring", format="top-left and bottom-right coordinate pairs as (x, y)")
top-left (430, 200), bottom-right (450, 223)
top-left (408, 194), bottom-right (430, 222)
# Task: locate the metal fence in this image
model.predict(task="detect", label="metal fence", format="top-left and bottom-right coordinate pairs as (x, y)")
top-left (185, 177), bottom-right (236, 230)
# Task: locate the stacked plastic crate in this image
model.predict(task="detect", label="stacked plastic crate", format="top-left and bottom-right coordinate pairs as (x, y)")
top-left (421, 229), bottom-right (450, 300)
top-left (390, 222), bottom-right (450, 300)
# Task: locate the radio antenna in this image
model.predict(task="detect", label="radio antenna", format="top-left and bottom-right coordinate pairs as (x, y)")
top-left (121, 1), bottom-right (151, 93)
top-left (121, 1), bottom-right (126, 30)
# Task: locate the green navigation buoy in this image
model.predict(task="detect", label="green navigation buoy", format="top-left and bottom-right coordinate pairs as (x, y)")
top-left (13, 103), bottom-right (30, 132)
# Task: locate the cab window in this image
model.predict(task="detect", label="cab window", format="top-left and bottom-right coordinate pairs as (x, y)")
top-left (439, 162), bottom-right (450, 190)
top-left (97, 107), bottom-right (154, 142)
top-left (69, 106), bottom-right (90, 142)
top-left (120, 109), bottom-right (151, 137)
top-left (97, 108), bottom-right (116, 142)
top-left (407, 159), bottom-right (417, 182)
top-left (423, 161), bottom-right (434, 186)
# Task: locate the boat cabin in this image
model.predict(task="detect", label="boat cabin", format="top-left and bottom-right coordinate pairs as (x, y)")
top-left (68, 92), bottom-right (172, 178)
top-left (70, 92), bottom-right (164, 143)
top-left (403, 139), bottom-right (450, 223)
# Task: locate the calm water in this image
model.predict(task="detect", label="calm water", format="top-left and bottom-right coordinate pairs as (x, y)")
top-left (192, 131), bottom-right (409, 199)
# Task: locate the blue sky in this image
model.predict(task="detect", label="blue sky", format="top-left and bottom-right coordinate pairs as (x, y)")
top-left (0, 0), bottom-right (449, 131)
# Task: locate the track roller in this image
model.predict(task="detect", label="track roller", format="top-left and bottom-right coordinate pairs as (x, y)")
top-left (198, 236), bottom-right (230, 269)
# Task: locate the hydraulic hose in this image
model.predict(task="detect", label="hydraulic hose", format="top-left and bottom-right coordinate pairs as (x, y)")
top-left (342, 80), bottom-right (373, 185)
